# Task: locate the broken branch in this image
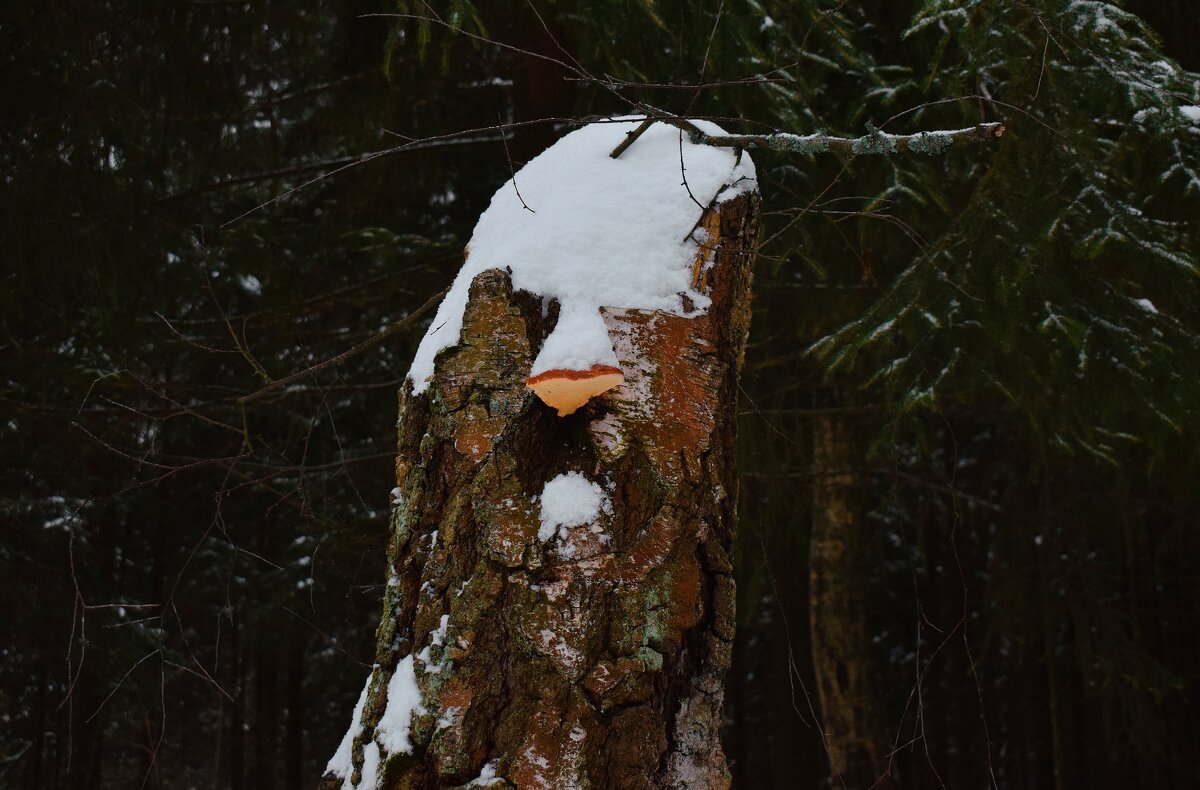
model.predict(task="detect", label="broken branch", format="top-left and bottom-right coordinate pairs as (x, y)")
top-left (697, 121), bottom-right (1006, 155)
top-left (611, 116), bottom-right (1006, 159)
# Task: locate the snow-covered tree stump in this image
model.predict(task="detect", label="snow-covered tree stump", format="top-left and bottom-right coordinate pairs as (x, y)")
top-left (322, 120), bottom-right (760, 790)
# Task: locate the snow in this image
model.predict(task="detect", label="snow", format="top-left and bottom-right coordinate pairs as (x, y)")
top-left (407, 117), bottom-right (756, 393)
top-left (237, 273), bottom-right (263, 295)
top-left (538, 472), bottom-right (609, 543)
top-left (1067, 1), bottom-right (1125, 36)
top-left (431, 613), bottom-right (449, 646)
top-left (436, 707), bottom-right (459, 731)
top-left (537, 626), bottom-right (583, 671)
top-left (533, 305), bottom-right (623, 374)
top-left (358, 743), bottom-right (380, 790)
top-left (374, 655), bottom-right (426, 756)
top-left (465, 761), bottom-right (505, 787)
top-left (415, 614), bottom-right (450, 670)
top-left (1134, 105), bottom-right (1200, 125)
top-left (326, 674), bottom-right (371, 784)
top-left (1134, 297), bottom-right (1158, 314)
top-left (589, 413), bottom-right (623, 451)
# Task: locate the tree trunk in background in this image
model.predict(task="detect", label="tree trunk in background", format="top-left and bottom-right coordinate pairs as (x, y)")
top-left (252, 643), bottom-right (278, 790)
top-left (322, 192), bottom-right (758, 789)
top-left (285, 626), bottom-right (309, 790)
top-left (809, 407), bottom-right (896, 789)
top-left (229, 615), bottom-right (245, 790)
top-left (503, 2), bottom-right (576, 167)
top-left (28, 660), bottom-right (47, 790)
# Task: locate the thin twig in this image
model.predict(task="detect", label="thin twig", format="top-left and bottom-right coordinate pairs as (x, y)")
top-left (688, 0), bottom-right (724, 114)
top-left (237, 287), bottom-right (446, 404)
top-left (165, 134), bottom-right (503, 201)
top-left (879, 93), bottom-right (1063, 140)
top-left (677, 129), bottom-right (707, 211)
top-left (610, 118), bottom-right (655, 159)
top-left (498, 114), bottom-right (535, 213)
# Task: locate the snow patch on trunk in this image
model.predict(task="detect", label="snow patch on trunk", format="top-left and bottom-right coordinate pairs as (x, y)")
top-left (358, 742), bottom-right (380, 790)
top-left (415, 613), bottom-right (451, 671)
top-left (375, 654), bottom-right (426, 755)
top-left (465, 760), bottom-right (505, 786)
top-left (537, 472), bottom-right (610, 544)
top-left (325, 673), bottom-right (371, 784)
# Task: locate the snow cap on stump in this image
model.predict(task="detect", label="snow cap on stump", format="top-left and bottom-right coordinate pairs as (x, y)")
top-left (406, 116), bottom-right (757, 413)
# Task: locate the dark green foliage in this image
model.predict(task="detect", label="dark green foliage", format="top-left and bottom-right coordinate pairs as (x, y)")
top-left (817, 0), bottom-right (1200, 460)
top-left (1, 1), bottom-right (490, 785)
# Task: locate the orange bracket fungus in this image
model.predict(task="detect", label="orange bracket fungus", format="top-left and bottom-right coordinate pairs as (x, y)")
top-left (526, 364), bottom-right (625, 416)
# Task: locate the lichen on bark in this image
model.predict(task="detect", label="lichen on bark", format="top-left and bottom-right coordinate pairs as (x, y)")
top-left (322, 192), bottom-right (759, 790)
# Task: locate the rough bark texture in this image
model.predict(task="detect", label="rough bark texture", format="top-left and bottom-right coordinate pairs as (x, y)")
top-left (323, 192), bottom-right (759, 790)
top-left (809, 409), bottom-right (896, 790)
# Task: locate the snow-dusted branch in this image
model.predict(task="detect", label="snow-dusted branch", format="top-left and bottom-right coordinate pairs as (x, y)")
top-left (702, 121), bottom-right (1007, 154)
top-left (612, 117), bottom-right (1006, 158)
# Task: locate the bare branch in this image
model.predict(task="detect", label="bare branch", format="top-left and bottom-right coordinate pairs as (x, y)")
top-left (688, 120), bottom-right (1006, 155)
top-left (616, 112), bottom-right (1005, 161)
top-left (499, 114), bottom-right (536, 213)
top-left (610, 118), bottom-right (655, 159)
top-left (237, 287), bottom-right (446, 405)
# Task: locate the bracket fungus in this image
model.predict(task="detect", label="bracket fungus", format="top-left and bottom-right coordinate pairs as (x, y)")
top-left (527, 364), bottom-right (625, 416)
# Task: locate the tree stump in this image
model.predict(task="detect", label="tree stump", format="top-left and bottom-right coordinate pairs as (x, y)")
top-left (323, 191), bottom-right (759, 790)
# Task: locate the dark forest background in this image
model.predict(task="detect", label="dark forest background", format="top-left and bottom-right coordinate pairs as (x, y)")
top-left (2, 1), bottom-right (1198, 788)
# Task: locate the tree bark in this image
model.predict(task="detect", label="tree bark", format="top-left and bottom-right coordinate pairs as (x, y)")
top-left (323, 191), bottom-right (759, 789)
top-left (809, 407), bottom-right (896, 789)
